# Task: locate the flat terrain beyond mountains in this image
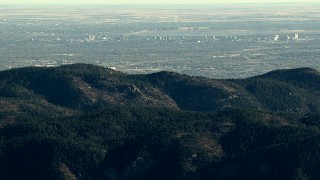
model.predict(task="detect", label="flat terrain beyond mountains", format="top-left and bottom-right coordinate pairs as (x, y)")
top-left (0, 64), bottom-right (320, 179)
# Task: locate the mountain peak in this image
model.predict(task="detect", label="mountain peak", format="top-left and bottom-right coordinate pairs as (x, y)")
top-left (260, 67), bottom-right (319, 78)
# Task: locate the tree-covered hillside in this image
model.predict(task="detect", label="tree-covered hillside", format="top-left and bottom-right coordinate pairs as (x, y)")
top-left (0, 64), bottom-right (320, 179)
top-left (1, 64), bottom-right (320, 113)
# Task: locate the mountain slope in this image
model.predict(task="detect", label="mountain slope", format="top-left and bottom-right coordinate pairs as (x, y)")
top-left (1, 64), bottom-right (320, 114)
top-left (235, 68), bottom-right (320, 112)
top-left (0, 64), bottom-right (320, 179)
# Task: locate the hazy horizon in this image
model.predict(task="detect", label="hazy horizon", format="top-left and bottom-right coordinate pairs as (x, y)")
top-left (1, 0), bottom-right (320, 5)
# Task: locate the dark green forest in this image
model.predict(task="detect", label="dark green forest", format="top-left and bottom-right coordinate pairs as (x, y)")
top-left (0, 64), bottom-right (320, 179)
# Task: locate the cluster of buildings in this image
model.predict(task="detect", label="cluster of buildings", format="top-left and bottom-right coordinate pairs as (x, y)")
top-left (84, 33), bottom-right (304, 43)
top-left (86, 35), bottom-right (96, 41)
top-left (274, 33), bottom-right (300, 41)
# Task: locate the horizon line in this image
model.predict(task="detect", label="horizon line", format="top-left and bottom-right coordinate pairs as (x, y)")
top-left (1, 1), bottom-right (320, 5)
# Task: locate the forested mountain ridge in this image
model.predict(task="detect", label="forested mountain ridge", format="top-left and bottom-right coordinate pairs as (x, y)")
top-left (0, 64), bottom-right (320, 179)
top-left (0, 64), bottom-right (320, 115)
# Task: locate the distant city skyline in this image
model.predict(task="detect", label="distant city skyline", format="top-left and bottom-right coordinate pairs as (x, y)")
top-left (1, 0), bottom-right (319, 5)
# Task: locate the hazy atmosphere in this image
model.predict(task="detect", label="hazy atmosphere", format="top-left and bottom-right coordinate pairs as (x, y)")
top-left (1, 0), bottom-right (320, 180)
top-left (1, 0), bottom-right (319, 4)
top-left (1, 2), bottom-right (320, 78)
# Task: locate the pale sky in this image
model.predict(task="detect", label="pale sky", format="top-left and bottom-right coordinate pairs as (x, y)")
top-left (1, 0), bottom-right (319, 5)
